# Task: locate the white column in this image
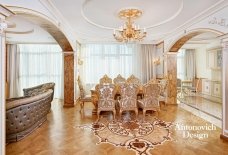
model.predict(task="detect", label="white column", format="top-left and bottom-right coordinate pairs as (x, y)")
top-left (0, 22), bottom-right (6, 155)
top-left (222, 39), bottom-right (228, 139)
top-left (0, 6), bottom-right (14, 155)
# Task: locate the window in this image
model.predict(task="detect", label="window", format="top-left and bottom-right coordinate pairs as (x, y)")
top-left (80, 44), bottom-right (142, 86)
top-left (19, 44), bottom-right (63, 98)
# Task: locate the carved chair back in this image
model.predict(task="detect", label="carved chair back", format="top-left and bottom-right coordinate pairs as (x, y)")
top-left (120, 83), bottom-right (139, 100)
top-left (119, 83), bottom-right (139, 109)
top-left (158, 79), bottom-right (168, 96)
top-left (96, 84), bottom-right (116, 109)
top-left (126, 75), bottom-right (141, 86)
top-left (113, 74), bottom-right (126, 85)
top-left (77, 76), bottom-right (86, 98)
top-left (143, 83), bottom-right (161, 97)
top-left (99, 74), bottom-right (112, 84)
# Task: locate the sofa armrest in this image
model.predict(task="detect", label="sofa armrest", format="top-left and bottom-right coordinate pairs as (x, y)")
top-left (6, 89), bottom-right (53, 110)
top-left (23, 85), bottom-right (43, 96)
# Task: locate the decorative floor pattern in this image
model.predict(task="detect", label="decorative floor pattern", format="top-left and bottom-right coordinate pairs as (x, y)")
top-left (76, 118), bottom-right (174, 155)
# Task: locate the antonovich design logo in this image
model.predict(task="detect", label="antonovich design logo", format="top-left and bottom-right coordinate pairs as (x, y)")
top-left (175, 123), bottom-right (217, 140)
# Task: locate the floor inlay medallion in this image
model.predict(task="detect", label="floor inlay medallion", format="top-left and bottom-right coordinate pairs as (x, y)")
top-left (76, 118), bottom-right (174, 155)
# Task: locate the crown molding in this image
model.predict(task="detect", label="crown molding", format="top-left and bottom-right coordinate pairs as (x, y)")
top-left (39, 0), bottom-right (80, 43)
top-left (0, 4), bottom-right (15, 18)
top-left (163, 0), bottom-right (228, 41)
top-left (6, 29), bottom-right (34, 34)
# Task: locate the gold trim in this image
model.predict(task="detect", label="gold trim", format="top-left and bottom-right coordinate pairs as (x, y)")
top-left (118, 9), bottom-right (142, 19)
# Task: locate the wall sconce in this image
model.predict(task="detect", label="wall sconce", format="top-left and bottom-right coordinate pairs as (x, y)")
top-left (153, 57), bottom-right (161, 65)
top-left (78, 58), bottom-right (83, 65)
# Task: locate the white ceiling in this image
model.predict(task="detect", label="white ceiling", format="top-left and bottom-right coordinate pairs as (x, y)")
top-left (5, 15), bottom-right (57, 44)
top-left (50, 0), bottom-right (222, 43)
top-left (1, 0), bottom-right (226, 44)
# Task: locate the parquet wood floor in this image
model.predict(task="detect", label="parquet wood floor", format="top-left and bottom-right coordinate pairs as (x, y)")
top-left (6, 100), bottom-right (228, 155)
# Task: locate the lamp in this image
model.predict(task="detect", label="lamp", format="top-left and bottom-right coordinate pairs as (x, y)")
top-left (78, 58), bottom-right (83, 65)
top-left (113, 9), bottom-right (146, 42)
top-left (153, 57), bottom-right (161, 65)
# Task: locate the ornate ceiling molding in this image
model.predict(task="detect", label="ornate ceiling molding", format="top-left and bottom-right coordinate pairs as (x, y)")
top-left (81, 0), bottom-right (183, 30)
top-left (164, 0), bottom-right (227, 41)
top-left (6, 29), bottom-right (34, 34)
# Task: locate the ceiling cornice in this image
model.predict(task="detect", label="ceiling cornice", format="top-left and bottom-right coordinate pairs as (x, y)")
top-left (163, 0), bottom-right (228, 41)
top-left (0, 4), bottom-right (14, 18)
top-left (6, 29), bottom-right (34, 34)
top-left (39, 0), bottom-right (80, 43)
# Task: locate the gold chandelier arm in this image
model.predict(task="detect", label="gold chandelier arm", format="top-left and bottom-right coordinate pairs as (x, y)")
top-left (113, 8), bottom-right (146, 42)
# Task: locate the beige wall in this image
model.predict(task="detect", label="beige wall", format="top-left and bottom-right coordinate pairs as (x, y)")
top-left (195, 40), bottom-right (221, 81)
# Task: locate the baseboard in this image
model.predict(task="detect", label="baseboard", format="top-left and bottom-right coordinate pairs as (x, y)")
top-left (220, 134), bottom-right (228, 141)
top-left (63, 104), bottom-right (75, 108)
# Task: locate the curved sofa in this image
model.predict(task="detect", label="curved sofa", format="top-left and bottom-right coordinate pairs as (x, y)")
top-left (23, 82), bottom-right (55, 100)
top-left (6, 89), bottom-right (53, 143)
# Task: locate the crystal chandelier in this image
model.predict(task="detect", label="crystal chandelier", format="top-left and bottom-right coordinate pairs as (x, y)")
top-left (113, 9), bottom-right (146, 42)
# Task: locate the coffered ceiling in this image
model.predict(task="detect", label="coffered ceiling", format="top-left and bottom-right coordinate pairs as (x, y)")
top-left (1, 0), bottom-right (227, 44)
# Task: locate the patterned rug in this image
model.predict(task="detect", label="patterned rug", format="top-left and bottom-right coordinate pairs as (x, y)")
top-left (76, 117), bottom-right (174, 155)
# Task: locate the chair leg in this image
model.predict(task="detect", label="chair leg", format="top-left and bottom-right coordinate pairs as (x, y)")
top-left (135, 109), bottom-right (138, 120)
top-left (80, 101), bottom-right (84, 111)
top-left (119, 110), bottom-right (122, 120)
top-left (97, 110), bottom-right (100, 121)
top-left (143, 109), bottom-right (146, 121)
top-left (113, 110), bottom-right (116, 121)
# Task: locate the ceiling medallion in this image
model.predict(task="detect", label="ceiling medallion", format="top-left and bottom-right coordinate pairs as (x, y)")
top-left (113, 8), bottom-right (146, 42)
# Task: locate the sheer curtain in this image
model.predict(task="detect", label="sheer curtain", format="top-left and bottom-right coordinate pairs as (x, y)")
top-left (80, 44), bottom-right (143, 93)
top-left (177, 49), bottom-right (196, 80)
top-left (177, 49), bottom-right (186, 80)
top-left (141, 44), bottom-right (156, 83)
top-left (18, 44), bottom-right (63, 99)
top-left (185, 49), bottom-right (196, 80)
top-left (6, 44), bottom-right (21, 98)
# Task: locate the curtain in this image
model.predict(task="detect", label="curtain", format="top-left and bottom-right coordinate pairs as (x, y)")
top-left (140, 44), bottom-right (156, 83)
top-left (18, 44), bottom-right (63, 99)
top-left (177, 49), bottom-right (196, 80)
top-left (80, 44), bottom-right (143, 93)
top-left (185, 49), bottom-right (196, 80)
top-left (6, 44), bottom-right (21, 98)
top-left (177, 49), bottom-right (186, 80)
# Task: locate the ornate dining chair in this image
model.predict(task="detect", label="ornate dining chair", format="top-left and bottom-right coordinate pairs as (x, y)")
top-left (138, 83), bottom-right (161, 119)
top-left (118, 83), bottom-right (139, 119)
top-left (126, 74), bottom-right (141, 86)
top-left (99, 74), bottom-right (112, 84)
top-left (127, 75), bottom-right (142, 99)
top-left (96, 84), bottom-right (117, 120)
top-left (113, 74), bottom-right (126, 99)
top-left (77, 76), bottom-right (92, 112)
top-left (158, 79), bottom-right (168, 105)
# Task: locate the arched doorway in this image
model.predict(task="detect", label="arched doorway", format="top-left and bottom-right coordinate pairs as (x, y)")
top-left (165, 28), bottom-right (228, 140)
top-left (6, 6), bottom-right (75, 107)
